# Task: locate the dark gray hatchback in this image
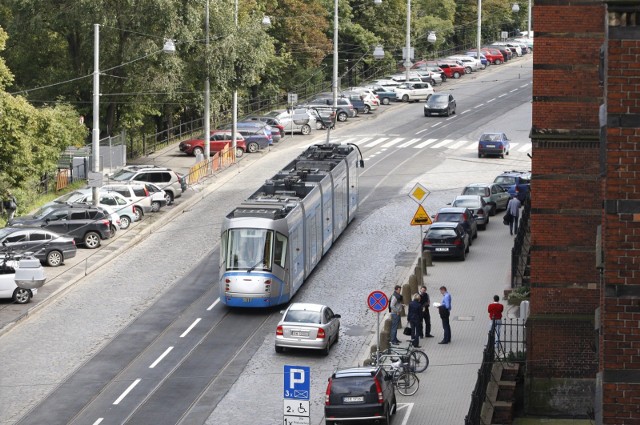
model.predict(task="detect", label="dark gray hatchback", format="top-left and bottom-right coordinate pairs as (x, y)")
top-left (324, 366), bottom-right (396, 425)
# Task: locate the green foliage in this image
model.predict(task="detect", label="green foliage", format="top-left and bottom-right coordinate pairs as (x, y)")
top-left (508, 285), bottom-right (530, 305)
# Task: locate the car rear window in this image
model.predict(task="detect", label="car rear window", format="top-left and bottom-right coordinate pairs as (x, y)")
top-left (427, 229), bottom-right (457, 238)
top-left (331, 377), bottom-right (376, 394)
top-left (284, 310), bottom-right (322, 324)
top-left (436, 213), bottom-right (462, 222)
top-left (132, 187), bottom-right (147, 196)
top-left (463, 187), bottom-right (489, 196)
top-left (494, 176), bottom-right (516, 185)
top-left (453, 199), bottom-right (480, 208)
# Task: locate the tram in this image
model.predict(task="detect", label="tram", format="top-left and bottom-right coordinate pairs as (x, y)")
top-left (219, 143), bottom-right (364, 307)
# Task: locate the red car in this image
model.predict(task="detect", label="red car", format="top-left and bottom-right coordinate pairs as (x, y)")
top-left (435, 61), bottom-right (466, 79)
top-left (467, 48), bottom-right (504, 65)
top-left (179, 130), bottom-right (246, 157)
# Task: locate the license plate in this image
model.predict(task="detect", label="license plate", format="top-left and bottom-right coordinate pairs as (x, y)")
top-left (291, 331), bottom-right (309, 337)
top-left (343, 396), bottom-right (364, 403)
top-left (242, 297), bottom-right (252, 303)
top-left (435, 248), bottom-right (449, 252)
top-left (431, 112), bottom-right (439, 116)
top-left (485, 144), bottom-right (495, 147)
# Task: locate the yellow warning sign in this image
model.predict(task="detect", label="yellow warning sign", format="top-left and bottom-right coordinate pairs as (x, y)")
top-left (411, 205), bottom-right (432, 226)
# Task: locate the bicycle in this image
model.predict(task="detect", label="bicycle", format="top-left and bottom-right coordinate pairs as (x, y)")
top-left (371, 343), bottom-right (429, 373)
top-left (388, 358), bottom-right (419, 396)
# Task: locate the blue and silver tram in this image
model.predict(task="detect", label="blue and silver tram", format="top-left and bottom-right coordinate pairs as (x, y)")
top-left (219, 143), bottom-right (364, 307)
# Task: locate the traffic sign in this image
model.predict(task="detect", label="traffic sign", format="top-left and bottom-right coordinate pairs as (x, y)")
top-left (367, 290), bottom-right (389, 313)
top-left (411, 205), bottom-right (432, 226)
top-left (284, 365), bottom-right (310, 400)
top-left (284, 399), bottom-right (310, 417)
top-left (409, 183), bottom-right (430, 204)
top-left (283, 417), bottom-right (310, 425)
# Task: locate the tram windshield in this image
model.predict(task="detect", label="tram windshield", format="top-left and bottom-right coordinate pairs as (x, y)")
top-left (225, 228), bottom-right (289, 271)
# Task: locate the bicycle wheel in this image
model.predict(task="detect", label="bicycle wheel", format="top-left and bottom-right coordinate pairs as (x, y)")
top-left (410, 350), bottom-right (429, 373)
top-left (395, 371), bottom-right (419, 396)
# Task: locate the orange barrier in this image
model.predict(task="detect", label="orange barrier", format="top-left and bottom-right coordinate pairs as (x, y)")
top-left (187, 149), bottom-right (237, 186)
top-left (56, 169), bottom-right (71, 191)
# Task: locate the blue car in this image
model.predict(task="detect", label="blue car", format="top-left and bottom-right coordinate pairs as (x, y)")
top-left (493, 170), bottom-right (531, 199)
top-left (478, 132), bottom-right (511, 158)
top-left (222, 122), bottom-right (272, 152)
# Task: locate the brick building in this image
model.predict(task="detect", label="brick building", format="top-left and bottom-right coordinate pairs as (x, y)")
top-left (528, 1), bottom-right (640, 423)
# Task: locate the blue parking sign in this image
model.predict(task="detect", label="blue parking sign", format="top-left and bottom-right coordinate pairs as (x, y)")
top-left (284, 365), bottom-right (310, 400)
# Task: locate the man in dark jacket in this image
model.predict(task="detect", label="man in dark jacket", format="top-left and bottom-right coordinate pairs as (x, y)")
top-left (418, 285), bottom-right (433, 338)
top-left (407, 294), bottom-right (422, 348)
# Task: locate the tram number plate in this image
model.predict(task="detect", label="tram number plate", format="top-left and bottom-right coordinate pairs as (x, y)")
top-left (291, 331), bottom-right (308, 337)
top-left (242, 298), bottom-right (252, 303)
top-left (435, 248), bottom-right (448, 252)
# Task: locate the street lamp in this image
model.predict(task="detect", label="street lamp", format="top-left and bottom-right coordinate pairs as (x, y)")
top-left (403, 0), bottom-right (412, 83)
top-left (427, 31), bottom-right (436, 60)
top-left (476, 0), bottom-right (482, 64)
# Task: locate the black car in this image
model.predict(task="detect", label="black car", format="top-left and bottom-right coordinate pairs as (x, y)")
top-left (424, 92), bottom-right (457, 117)
top-left (0, 227), bottom-right (77, 267)
top-left (422, 222), bottom-right (470, 261)
top-left (8, 203), bottom-right (112, 249)
top-left (324, 366), bottom-right (396, 425)
top-left (434, 207), bottom-right (478, 244)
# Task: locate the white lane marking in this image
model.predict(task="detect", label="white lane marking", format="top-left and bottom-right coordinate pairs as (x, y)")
top-left (430, 122), bottom-right (442, 128)
top-left (113, 379), bottom-right (141, 405)
top-left (487, 98), bottom-right (496, 103)
top-left (353, 137), bottom-right (372, 145)
top-left (431, 139), bottom-right (454, 148)
top-left (207, 298), bottom-right (220, 311)
top-left (445, 115), bottom-right (457, 121)
top-left (518, 143), bottom-right (532, 152)
top-left (416, 128), bottom-right (428, 135)
top-left (339, 137), bottom-right (356, 144)
top-left (449, 139), bottom-right (470, 149)
top-left (180, 318), bottom-right (201, 338)
top-left (365, 137), bottom-right (389, 147)
top-left (398, 138), bottom-right (422, 148)
top-left (92, 419), bottom-right (103, 425)
top-left (473, 103), bottom-right (485, 108)
top-left (465, 142), bottom-right (478, 150)
top-left (520, 84), bottom-right (529, 88)
top-left (413, 138), bottom-right (438, 148)
top-left (460, 110), bottom-right (471, 114)
top-left (510, 89), bottom-right (518, 92)
top-left (397, 402), bottom-right (414, 425)
top-left (381, 137), bottom-right (405, 148)
top-left (149, 346), bottom-right (174, 369)
top-left (498, 94), bottom-right (507, 97)
top-left (509, 143), bottom-right (520, 149)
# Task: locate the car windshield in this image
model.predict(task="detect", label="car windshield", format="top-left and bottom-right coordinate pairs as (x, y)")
top-left (32, 206), bottom-right (59, 219)
top-left (0, 228), bottom-right (13, 239)
top-left (284, 310), bottom-right (322, 324)
top-left (55, 191), bottom-right (86, 203)
top-left (111, 169), bottom-right (137, 181)
top-left (427, 95), bottom-right (448, 105)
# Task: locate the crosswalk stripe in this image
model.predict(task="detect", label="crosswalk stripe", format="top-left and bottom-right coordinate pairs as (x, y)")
top-left (509, 143), bottom-right (519, 149)
top-left (382, 137), bottom-right (405, 148)
top-left (340, 137), bottom-right (357, 144)
top-left (448, 140), bottom-right (470, 149)
top-left (413, 138), bottom-right (438, 148)
top-left (365, 137), bottom-right (389, 147)
top-left (431, 139), bottom-right (454, 148)
top-left (517, 143), bottom-right (532, 152)
top-left (398, 138), bottom-right (422, 148)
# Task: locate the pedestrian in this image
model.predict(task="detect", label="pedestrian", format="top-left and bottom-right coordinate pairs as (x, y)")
top-left (506, 194), bottom-right (522, 236)
top-left (388, 285), bottom-right (403, 345)
top-left (438, 286), bottom-right (452, 344)
top-left (3, 191), bottom-right (17, 221)
top-left (407, 294), bottom-right (422, 348)
top-left (488, 295), bottom-right (504, 345)
top-left (418, 285), bottom-right (434, 338)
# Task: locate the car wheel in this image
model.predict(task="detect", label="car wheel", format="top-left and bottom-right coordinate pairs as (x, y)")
top-left (453, 72), bottom-right (461, 79)
top-left (480, 223), bottom-right (487, 230)
top-left (363, 105), bottom-right (370, 114)
top-left (382, 97), bottom-right (390, 105)
top-left (151, 201), bottom-right (161, 212)
top-left (337, 111), bottom-right (348, 122)
top-left (235, 147), bottom-right (244, 158)
top-left (110, 224), bottom-right (118, 235)
top-left (46, 250), bottom-right (64, 267)
top-left (402, 94), bottom-right (409, 102)
top-left (441, 74), bottom-right (447, 81)
top-left (460, 248), bottom-right (467, 261)
top-left (501, 152), bottom-right (505, 158)
top-left (489, 204), bottom-right (497, 216)
top-left (465, 243), bottom-right (470, 253)
top-left (478, 153), bottom-right (482, 158)
top-left (382, 404), bottom-right (391, 425)
top-left (323, 341), bottom-right (331, 356)
top-left (13, 287), bottom-right (32, 304)
top-left (164, 192), bottom-right (173, 206)
top-left (468, 234), bottom-right (473, 246)
top-left (424, 111), bottom-right (429, 117)
top-left (452, 107), bottom-right (456, 114)
top-left (301, 124), bottom-right (311, 135)
top-left (481, 63), bottom-right (487, 70)
top-left (83, 231), bottom-right (101, 249)
top-left (465, 67), bottom-right (472, 74)
top-left (495, 59), bottom-right (502, 65)
top-left (133, 206), bottom-right (143, 221)
top-left (247, 142), bottom-right (259, 153)
top-left (445, 107), bottom-right (450, 117)
top-left (275, 346), bottom-right (284, 353)
top-left (316, 121), bottom-right (324, 130)
top-left (474, 229), bottom-right (478, 239)
top-left (192, 146), bottom-right (204, 156)
top-left (120, 215), bottom-right (131, 229)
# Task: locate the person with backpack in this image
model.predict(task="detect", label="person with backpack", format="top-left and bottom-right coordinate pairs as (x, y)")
top-left (389, 285), bottom-right (403, 345)
top-left (3, 191), bottom-right (17, 221)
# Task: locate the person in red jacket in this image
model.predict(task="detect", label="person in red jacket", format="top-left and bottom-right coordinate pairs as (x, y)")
top-left (488, 295), bottom-right (504, 345)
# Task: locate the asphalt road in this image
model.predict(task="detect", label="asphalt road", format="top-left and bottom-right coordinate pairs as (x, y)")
top-left (0, 55), bottom-right (532, 425)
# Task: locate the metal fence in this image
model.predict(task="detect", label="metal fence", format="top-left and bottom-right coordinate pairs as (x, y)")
top-left (511, 196), bottom-right (531, 287)
top-left (464, 319), bottom-right (526, 425)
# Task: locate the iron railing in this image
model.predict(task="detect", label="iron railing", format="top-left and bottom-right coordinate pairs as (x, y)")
top-left (511, 196), bottom-right (531, 288)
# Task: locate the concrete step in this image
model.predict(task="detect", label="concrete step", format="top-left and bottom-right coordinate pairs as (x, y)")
top-left (492, 400), bottom-right (514, 424)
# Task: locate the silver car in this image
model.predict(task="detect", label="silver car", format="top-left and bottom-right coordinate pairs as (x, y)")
top-left (275, 303), bottom-right (341, 355)
top-left (461, 183), bottom-right (510, 216)
top-left (451, 195), bottom-right (492, 230)
top-left (266, 109), bottom-right (316, 135)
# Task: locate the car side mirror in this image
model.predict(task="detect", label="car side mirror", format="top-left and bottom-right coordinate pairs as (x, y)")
top-left (334, 314), bottom-right (341, 319)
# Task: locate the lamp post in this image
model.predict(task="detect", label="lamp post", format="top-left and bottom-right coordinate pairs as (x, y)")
top-left (204, 0), bottom-right (211, 159)
top-left (326, 0), bottom-right (338, 145)
top-left (512, 3), bottom-right (520, 37)
top-left (232, 0), bottom-right (238, 157)
top-left (476, 0), bottom-right (482, 64)
top-left (404, 0), bottom-right (412, 83)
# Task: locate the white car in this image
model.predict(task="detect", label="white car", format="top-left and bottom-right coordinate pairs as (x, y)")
top-left (0, 259), bottom-right (37, 304)
top-left (448, 55), bottom-right (481, 73)
top-left (275, 302), bottom-right (341, 355)
top-left (394, 82), bottom-right (435, 102)
top-left (370, 79), bottom-right (400, 89)
top-left (142, 182), bottom-right (168, 212)
top-left (48, 188), bottom-right (139, 229)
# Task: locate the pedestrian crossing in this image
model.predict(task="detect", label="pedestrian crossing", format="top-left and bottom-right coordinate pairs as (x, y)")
top-left (325, 135), bottom-right (532, 153)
